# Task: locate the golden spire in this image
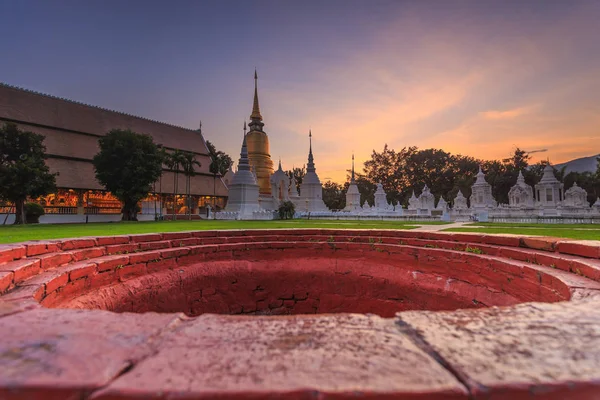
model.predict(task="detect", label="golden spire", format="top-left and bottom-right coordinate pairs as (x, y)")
top-left (250, 69), bottom-right (263, 121)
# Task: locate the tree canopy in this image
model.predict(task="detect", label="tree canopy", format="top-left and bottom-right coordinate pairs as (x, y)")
top-left (360, 145), bottom-right (600, 207)
top-left (93, 129), bottom-right (162, 221)
top-left (206, 140), bottom-right (232, 176)
top-left (0, 123), bottom-right (57, 224)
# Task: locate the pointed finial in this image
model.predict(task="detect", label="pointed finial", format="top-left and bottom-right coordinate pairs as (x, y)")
top-left (250, 69), bottom-right (263, 122)
top-left (278, 158), bottom-right (282, 170)
top-left (351, 153), bottom-right (355, 183)
top-left (199, 120), bottom-right (202, 133)
top-left (243, 120), bottom-right (247, 135)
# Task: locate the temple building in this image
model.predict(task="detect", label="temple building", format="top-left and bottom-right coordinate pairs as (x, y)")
top-left (0, 82), bottom-right (228, 219)
top-left (245, 70), bottom-right (275, 207)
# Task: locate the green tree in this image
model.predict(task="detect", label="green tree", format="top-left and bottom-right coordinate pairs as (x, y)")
top-left (286, 166), bottom-right (306, 194)
top-left (322, 181), bottom-right (346, 210)
top-left (206, 140), bottom-right (232, 208)
top-left (93, 129), bottom-right (162, 221)
top-left (278, 200), bottom-right (296, 220)
top-left (0, 123), bottom-right (57, 224)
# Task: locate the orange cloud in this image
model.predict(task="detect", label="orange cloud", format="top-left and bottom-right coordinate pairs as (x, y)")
top-left (480, 105), bottom-right (540, 120)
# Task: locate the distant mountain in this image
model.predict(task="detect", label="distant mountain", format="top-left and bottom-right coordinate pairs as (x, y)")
top-left (555, 154), bottom-right (599, 174)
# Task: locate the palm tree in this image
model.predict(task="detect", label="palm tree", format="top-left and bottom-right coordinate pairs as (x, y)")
top-left (181, 151), bottom-right (201, 220)
top-left (165, 150), bottom-right (185, 219)
top-left (206, 141), bottom-right (232, 210)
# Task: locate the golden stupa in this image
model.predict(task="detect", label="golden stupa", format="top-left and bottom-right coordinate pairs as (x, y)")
top-left (245, 70), bottom-right (274, 197)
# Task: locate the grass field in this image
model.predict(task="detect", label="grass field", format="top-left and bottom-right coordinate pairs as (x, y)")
top-left (0, 220), bottom-right (447, 244)
top-left (445, 222), bottom-right (600, 241)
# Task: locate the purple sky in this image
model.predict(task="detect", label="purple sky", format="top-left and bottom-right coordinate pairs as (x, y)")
top-left (1, 0), bottom-right (599, 182)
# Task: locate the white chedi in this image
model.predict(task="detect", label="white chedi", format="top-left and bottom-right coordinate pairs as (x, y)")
top-left (453, 191), bottom-right (468, 210)
top-left (563, 182), bottom-right (588, 208)
top-left (534, 164), bottom-right (564, 208)
top-left (436, 196), bottom-right (448, 211)
top-left (508, 171), bottom-right (534, 208)
top-left (408, 191), bottom-right (419, 211)
top-left (344, 154), bottom-right (361, 211)
top-left (418, 185), bottom-right (435, 211)
top-left (373, 182), bottom-right (392, 210)
top-left (222, 127), bottom-right (263, 219)
top-left (298, 130), bottom-right (328, 212)
top-left (470, 166), bottom-right (496, 209)
top-left (270, 160), bottom-right (290, 203)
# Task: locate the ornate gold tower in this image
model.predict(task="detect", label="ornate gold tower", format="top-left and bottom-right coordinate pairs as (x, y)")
top-left (245, 70), bottom-right (274, 197)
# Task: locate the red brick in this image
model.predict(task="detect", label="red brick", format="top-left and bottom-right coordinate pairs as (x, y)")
top-left (129, 233), bottom-right (162, 243)
top-left (89, 271), bottom-right (118, 289)
top-left (36, 252), bottom-right (73, 270)
top-left (139, 240), bottom-right (171, 251)
top-left (59, 277), bottom-right (89, 299)
top-left (105, 243), bottom-right (139, 254)
top-left (557, 241), bottom-right (600, 259)
top-left (0, 245), bottom-right (26, 263)
top-left (0, 284), bottom-right (43, 303)
top-left (45, 271), bottom-right (70, 294)
top-left (0, 258), bottom-right (41, 283)
top-left (24, 241), bottom-right (60, 256)
top-left (94, 255), bottom-right (130, 272)
top-left (160, 247), bottom-right (190, 259)
top-left (63, 261), bottom-right (97, 281)
top-left (117, 263), bottom-right (147, 281)
top-left (96, 236), bottom-right (130, 246)
top-left (128, 251), bottom-right (162, 264)
top-left (162, 232), bottom-right (192, 241)
top-left (191, 230), bottom-right (218, 238)
top-left (61, 238), bottom-right (97, 250)
top-left (521, 237), bottom-right (558, 252)
top-left (68, 247), bottom-right (106, 261)
top-left (0, 271), bottom-right (13, 292)
top-left (147, 258), bottom-right (177, 273)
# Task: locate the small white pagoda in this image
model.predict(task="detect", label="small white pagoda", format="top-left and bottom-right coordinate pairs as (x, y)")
top-left (344, 154), bottom-right (361, 211)
top-left (508, 171), bottom-right (534, 208)
top-left (298, 130), bottom-right (328, 212)
top-left (534, 164), bottom-right (564, 211)
top-left (470, 167), bottom-right (496, 209)
top-left (220, 123), bottom-right (263, 219)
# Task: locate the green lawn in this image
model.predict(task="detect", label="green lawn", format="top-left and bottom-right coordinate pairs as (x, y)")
top-left (0, 220), bottom-right (444, 244)
top-left (445, 224), bottom-right (600, 241)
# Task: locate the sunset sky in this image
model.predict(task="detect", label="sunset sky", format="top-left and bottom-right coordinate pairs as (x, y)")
top-left (1, 0), bottom-right (599, 182)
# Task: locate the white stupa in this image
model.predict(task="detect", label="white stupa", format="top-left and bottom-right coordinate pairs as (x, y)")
top-left (298, 130), bottom-right (328, 212)
top-left (453, 190), bottom-right (468, 210)
top-left (535, 164), bottom-right (564, 209)
top-left (223, 122), bottom-right (263, 218)
top-left (270, 159), bottom-right (290, 204)
top-left (344, 154), bottom-right (361, 211)
top-left (470, 166), bottom-right (496, 209)
top-left (564, 182), bottom-right (588, 208)
top-left (508, 170), bottom-right (534, 208)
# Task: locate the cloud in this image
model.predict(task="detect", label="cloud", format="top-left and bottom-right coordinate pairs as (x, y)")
top-left (480, 104), bottom-right (540, 120)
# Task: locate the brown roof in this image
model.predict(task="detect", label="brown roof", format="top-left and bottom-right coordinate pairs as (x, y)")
top-left (0, 83), bottom-right (229, 197)
top-left (0, 83), bottom-right (209, 155)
